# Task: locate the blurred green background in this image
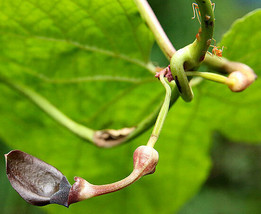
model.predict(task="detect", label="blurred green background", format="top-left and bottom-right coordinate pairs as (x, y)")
top-left (1, 0), bottom-right (260, 213)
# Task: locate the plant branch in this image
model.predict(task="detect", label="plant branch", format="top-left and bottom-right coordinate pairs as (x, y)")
top-left (189, 0), bottom-right (215, 64)
top-left (0, 75), bottom-right (95, 143)
top-left (147, 73), bottom-right (172, 147)
top-left (120, 71), bottom-right (202, 145)
top-left (170, 0), bottom-right (214, 102)
top-left (125, 78), bottom-right (178, 143)
top-left (0, 72), bottom-right (178, 149)
top-left (186, 71), bottom-right (228, 84)
top-left (134, 0), bottom-right (176, 60)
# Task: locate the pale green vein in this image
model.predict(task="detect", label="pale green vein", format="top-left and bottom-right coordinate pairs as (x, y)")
top-left (1, 4), bottom-right (156, 74)
top-left (41, 36), bottom-right (156, 73)
top-left (3, 30), bottom-right (156, 74)
top-left (40, 75), bottom-right (155, 84)
top-left (0, 54), bottom-right (155, 84)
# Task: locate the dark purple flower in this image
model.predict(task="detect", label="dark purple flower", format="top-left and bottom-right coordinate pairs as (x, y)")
top-left (5, 150), bottom-right (71, 207)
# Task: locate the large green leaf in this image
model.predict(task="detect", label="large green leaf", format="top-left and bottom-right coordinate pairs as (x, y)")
top-left (0, 1), bottom-right (260, 214)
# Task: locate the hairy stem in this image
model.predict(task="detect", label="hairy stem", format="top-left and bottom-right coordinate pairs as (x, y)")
top-left (134, 0), bottom-right (176, 60)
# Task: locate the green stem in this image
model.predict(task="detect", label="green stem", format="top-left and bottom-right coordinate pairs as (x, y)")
top-left (186, 71), bottom-right (228, 84)
top-left (125, 75), bottom-right (204, 144)
top-left (125, 81), bottom-right (178, 143)
top-left (170, 48), bottom-right (194, 102)
top-left (0, 75), bottom-right (95, 143)
top-left (170, 0), bottom-right (214, 102)
top-left (134, 0), bottom-right (176, 60)
top-left (189, 0), bottom-right (215, 64)
top-left (0, 74), bottom-right (204, 148)
top-left (146, 74), bottom-right (172, 148)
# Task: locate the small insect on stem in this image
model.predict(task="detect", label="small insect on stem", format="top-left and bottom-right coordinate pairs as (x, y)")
top-left (192, 2), bottom-right (215, 24)
top-left (209, 38), bottom-right (225, 57)
top-left (211, 45), bottom-right (224, 57)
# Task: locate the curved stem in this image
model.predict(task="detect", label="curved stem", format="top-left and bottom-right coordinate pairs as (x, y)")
top-left (0, 72), bottom-right (179, 148)
top-left (0, 73), bottom-right (204, 149)
top-left (134, 0), bottom-right (176, 60)
top-left (124, 74), bottom-right (203, 144)
top-left (92, 169), bottom-right (141, 196)
top-left (147, 74), bottom-right (172, 147)
top-left (170, 0), bottom-right (214, 102)
top-left (0, 75), bottom-right (95, 143)
top-left (170, 48), bottom-right (194, 102)
top-left (68, 168), bottom-right (142, 203)
top-left (68, 145), bottom-right (159, 204)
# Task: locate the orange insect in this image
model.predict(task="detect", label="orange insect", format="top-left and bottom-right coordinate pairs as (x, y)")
top-left (209, 38), bottom-right (225, 57)
top-left (211, 45), bottom-right (224, 57)
top-left (192, 2), bottom-right (215, 24)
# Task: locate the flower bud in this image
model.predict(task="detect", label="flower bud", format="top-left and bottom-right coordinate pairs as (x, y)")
top-left (133, 146), bottom-right (159, 176)
top-left (5, 150), bottom-right (71, 207)
top-left (226, 71), bottom-right (253, 92)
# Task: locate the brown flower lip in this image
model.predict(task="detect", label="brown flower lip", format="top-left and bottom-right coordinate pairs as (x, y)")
top-left (5, 150), bottom-right (71, 207)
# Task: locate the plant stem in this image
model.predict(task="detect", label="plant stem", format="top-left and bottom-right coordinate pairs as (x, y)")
top-left (188, 0), bottom-right (215, 64)
top-left (92, 169), bottom-right (141, 196)
top-left (0, 75), bottom-right (95, 143)
top-left (170, 48), bottom-right (194, 102)
top-left (186, 71), bottom-right (228, 84)
top-left (125, 75), bottom-right (204, 144)
top-left (126, 79), bottom-right (178, 143)
top-left (170, 0), bottom-right (214, 102)
top-left (68, 169), bottom-right (142, 203)
top-left (146, 74), bottom-right (171, 147)
top-left (134, 0), bottom-right (176, 60)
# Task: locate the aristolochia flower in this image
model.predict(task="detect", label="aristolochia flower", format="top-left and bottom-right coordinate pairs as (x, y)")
top-left (5, 146), bottom-right (159, 207)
